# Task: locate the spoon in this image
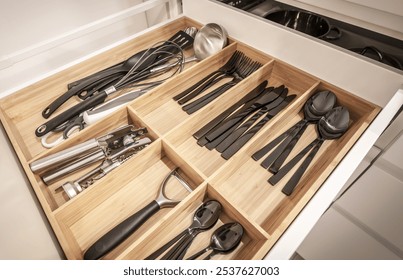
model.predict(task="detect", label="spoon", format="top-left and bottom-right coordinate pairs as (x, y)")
top-left (268, 106), bottom-right (350, 195)
top-left (255, 90), bottom-right (336, 172)
top-left (145, 200), bottom-right (222, 260)
top-left (187, 222), bottom-right (244, 260)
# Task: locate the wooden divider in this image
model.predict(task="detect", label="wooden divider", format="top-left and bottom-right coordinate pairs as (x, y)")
top-left (0, 16), bottom-right (380, 259)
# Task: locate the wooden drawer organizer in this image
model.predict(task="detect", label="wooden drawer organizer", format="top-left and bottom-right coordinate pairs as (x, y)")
top-left (0, 17), bottom-right (380, 260)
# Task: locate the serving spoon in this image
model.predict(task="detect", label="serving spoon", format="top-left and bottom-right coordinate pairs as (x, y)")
top-left (253, 90), bottom-right (336, 172)
top-left (187, 222), bottom-right (244, 260)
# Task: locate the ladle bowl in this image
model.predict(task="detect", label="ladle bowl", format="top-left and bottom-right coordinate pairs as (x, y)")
top-left (193, 23), bottom-right (228, 60)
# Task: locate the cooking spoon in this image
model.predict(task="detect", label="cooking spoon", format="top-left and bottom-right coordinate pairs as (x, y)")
top-left (145, 200), bottom-right (222, 260)
top-left (268, 106), bottom-right (350, 195)
top-left (187, 222), bottom-right (244, 260)
top-left (256, 90), bottom-right (336, 172)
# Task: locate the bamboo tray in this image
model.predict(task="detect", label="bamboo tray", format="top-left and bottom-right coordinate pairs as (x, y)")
top-left (0, 17), bottom-right (380, 260)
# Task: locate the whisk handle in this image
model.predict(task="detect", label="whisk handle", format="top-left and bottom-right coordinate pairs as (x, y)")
top-left (35, 90), bottom-right (108, 137)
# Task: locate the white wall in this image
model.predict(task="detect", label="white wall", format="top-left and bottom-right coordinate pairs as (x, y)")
top-left (0, 0), bottom-right (174, 94)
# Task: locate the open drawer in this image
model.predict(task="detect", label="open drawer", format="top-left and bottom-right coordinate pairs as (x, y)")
top-left (0, 5), bottom-right (402, 259)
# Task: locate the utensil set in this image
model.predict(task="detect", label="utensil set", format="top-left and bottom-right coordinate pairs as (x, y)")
top-left (174, 50), bottom-right (263, 114)
top-left (193, 80), bottom-right (296, 159)
top-left (35, 27), bottom-right (197, 141)
top-left (146, 200), bottom-right (244, 260)
top-left (252, 90), bottom-right (350, 195)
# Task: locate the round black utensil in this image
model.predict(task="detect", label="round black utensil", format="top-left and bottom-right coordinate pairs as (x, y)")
top-left (261, 90), bottom-right (336, 173)
top-left (145, 200), bottom-right (222, 260)
top-left (187, 222), bottom-right (244, 260)
top-left (268, 106), bottom-right (350, 195)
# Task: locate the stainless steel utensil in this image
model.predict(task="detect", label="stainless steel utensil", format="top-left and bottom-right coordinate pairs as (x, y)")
top-left (30, 125), bottom-right (147, 178)
top-left (42, 29), bottom-right (195, 119)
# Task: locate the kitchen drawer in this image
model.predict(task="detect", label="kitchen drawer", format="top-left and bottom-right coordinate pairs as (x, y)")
top-left (0, 2), bottom-right (402, 259)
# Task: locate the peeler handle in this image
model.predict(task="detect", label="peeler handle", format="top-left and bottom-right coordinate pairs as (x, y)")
top-left (84, 200), bottom-right (160, 260)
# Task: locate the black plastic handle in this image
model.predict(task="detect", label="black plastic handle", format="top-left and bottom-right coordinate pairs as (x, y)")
top-left (42, 70), bottom-right (122, 118)
top-left (281, 140), bottom-right (323, 196)
top-left (84, 200), bottom-right (160, 260)
top-left (269, 121), bottom-right (308, 173)
top-left (183, 82), bottom-right (234, 114)
top-left (67, 62), bottom-right (123, 89)
top-left (35, 90), bottom-right (108, 137)
top-left (268, 138), bottom-right (320, 186)
top-left (193, 81), bottom-right (268, 140)
top-left (260, 121), bottom-right (306, 169)
top-left (176, 72), bottom-right (225, 103)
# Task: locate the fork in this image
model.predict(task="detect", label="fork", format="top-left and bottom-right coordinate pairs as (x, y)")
top-left (182, 55), bottom-right (262, 114)
top-left (173, 51), bottom-right (242, 103)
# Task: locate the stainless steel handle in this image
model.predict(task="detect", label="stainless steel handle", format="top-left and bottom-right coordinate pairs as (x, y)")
top-left (42, 149), bottom-right (105, 185)
top-left (29, 139), bottom-right (101, 174)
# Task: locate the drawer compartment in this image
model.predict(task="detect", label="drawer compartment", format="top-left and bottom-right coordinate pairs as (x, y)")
top-left (0, 16), bottom-right (380, 260)
top-left (53, 140), bottom-right (204, 259)
top-left (118, 184), bottom-right (270, 260)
